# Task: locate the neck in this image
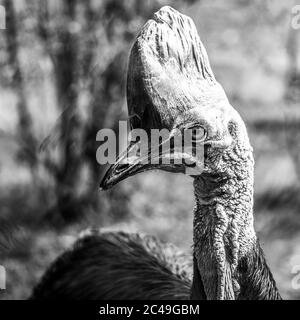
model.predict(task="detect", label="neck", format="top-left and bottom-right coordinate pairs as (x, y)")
top-left (191, 144), bottom-right (280, 299)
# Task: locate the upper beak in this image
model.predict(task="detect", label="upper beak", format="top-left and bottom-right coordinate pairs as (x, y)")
top-left (100, 133), bottom-right (204, 190)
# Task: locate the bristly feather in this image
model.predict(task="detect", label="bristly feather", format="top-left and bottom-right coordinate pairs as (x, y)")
top-left (30, 230), bottom-right (192, 300)
top-left (237, 240), bottom-right (282, 300)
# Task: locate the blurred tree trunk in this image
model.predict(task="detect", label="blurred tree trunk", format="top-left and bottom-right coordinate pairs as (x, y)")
top-left (80, 0), bottom-right (129, 216)
top-left (4, 0), bottom-right (37, 170)
top-left (80, 0), bottom-right (106, 209)
top-left (285, 25), bottom-right (300, 186)
top-left (37, 0), bottom-right (83, 223)
top-left (54, 0), bottom-right (82, 222)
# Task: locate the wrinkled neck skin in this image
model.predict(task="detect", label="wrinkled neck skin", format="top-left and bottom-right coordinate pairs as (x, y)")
top-left (190, 142), bottom-right (280, 300)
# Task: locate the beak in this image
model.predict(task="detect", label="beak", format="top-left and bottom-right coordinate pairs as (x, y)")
top-left (100, 132), bottom-right (204, 190)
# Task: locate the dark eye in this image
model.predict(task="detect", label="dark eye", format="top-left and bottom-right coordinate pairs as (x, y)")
top-left (184, 126), bottom-right (206, 142)
top-left (191, 127), bottom-right (206, 142)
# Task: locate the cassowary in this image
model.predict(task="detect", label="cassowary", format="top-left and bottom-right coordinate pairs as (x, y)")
top-left (31, 6), bottom-right (281, 300)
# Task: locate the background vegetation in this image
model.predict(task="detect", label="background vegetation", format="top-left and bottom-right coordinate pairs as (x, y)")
top-left (0, 0), bottom-right (299, 299)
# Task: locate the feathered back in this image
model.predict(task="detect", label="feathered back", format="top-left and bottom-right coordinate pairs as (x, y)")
top-left (30, 230), bottom-right (192, 300)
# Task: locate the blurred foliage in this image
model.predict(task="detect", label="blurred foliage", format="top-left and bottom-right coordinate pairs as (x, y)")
top-left (0, 0), bottom-right (299, 299)
top-left (0, 0), bottom-right (198, 225)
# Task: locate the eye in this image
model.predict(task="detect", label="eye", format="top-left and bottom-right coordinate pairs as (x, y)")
top-left (191, 126), bottom-right (206, 142)
top-left (184, 126), bottom-right (206, 142)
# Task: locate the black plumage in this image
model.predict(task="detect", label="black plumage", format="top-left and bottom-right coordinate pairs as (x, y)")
top-left (31, 231), bottom-right (191, 300)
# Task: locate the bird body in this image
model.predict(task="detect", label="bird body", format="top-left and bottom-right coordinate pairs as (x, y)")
top-left (31, 6), bottom-right (281, 300)
top-left (30, 229), bottom-right (280, 300)
top-left (31, 230), bottom-right (192, 300)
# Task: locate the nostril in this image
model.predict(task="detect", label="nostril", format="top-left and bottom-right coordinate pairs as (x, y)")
top-left (228, 121), bottom-right (237, 137)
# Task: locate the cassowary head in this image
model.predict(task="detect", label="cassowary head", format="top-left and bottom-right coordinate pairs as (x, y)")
top-left (101, 6), bottom-right (256, 300)
top-left (100, 6), bottom-right (252, 190)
